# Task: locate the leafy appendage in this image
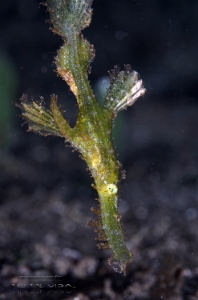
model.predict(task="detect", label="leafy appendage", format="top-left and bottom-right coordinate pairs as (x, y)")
top-left (18, 94), bottom-right (73, 140)
top-left (46, 0), bottom-right (93, 40)
top-left (104, 65), bottom-right (146, 114)
top-left (17, 94), bottom-right (61, 136)
top-left (55, 36), bottom-right (95, 101)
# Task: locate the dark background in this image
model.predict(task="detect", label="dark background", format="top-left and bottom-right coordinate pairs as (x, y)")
top-left (1, 0), bottom-right (198, 102)
top-left (1, 1), bottom-right (198, 299)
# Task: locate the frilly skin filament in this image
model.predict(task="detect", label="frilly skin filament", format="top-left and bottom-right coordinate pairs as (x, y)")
top-left (17, 0), bottom-right (146, 275)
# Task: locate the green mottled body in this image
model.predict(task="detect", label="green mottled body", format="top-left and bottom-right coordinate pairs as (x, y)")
top-left (18, 0), bottom-right (146, 274)
top-left (54, 35), bottom-right (132, 273)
